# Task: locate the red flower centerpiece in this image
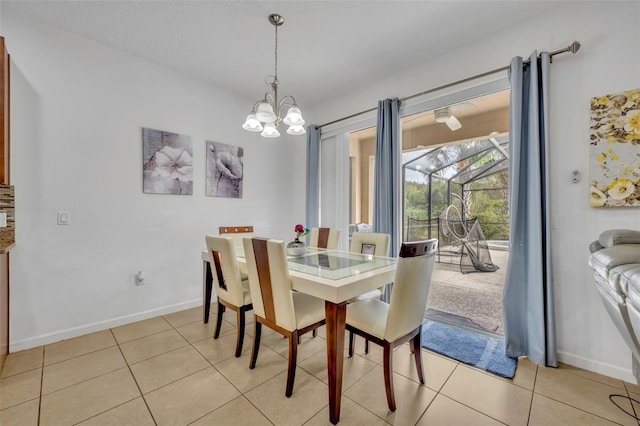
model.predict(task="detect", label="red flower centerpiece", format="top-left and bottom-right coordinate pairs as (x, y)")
top-left (294, 224), bottom-right (310, 241)
top-left (287, 224), bottom-right (309, 256)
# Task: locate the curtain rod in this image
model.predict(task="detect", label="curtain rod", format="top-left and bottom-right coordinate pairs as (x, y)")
top-left (317, 41), bottom-right (581, 129)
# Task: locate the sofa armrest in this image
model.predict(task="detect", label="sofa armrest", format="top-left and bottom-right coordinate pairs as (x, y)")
top-left (599, 229), bottom-right (640, 248)
top-left (589, 240), bottom-right (604, 253)
top-left (590, 244), bottom-right (640, 273)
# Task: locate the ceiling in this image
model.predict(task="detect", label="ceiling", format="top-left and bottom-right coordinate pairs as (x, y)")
top-left (4, 1), bottom-right (566, 109)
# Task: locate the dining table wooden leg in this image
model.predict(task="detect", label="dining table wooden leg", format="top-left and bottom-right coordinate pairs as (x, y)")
top-left (203, 260), bottom-right (213, 323)
top-left (325, 300), bottom-right (347, 425)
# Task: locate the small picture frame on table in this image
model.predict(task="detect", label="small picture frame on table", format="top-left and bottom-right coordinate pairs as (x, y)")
top-left (361, 244), bottom-right (376, 255)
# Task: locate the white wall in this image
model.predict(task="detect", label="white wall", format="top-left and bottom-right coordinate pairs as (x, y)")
top-left (309, 2), bottom-right (640, 381)
top-left (4, 10), bottom-right (307, 350)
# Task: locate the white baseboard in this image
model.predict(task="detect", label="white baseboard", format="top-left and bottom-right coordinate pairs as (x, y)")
top-left (9, 299), bottom-right (202, 353)
top-left (558, 350), bottom-right (636, 383)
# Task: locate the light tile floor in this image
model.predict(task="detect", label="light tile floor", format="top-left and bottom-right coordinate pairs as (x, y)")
top-left (2, 305), bottom-right (640, 425)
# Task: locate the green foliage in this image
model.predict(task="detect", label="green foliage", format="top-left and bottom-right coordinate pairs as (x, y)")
top-left (469, 195), bottom-right (509, 240)
top-left (405, 170), bottom-right (509, 242)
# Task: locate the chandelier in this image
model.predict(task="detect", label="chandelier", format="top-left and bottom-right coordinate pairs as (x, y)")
top-left (242, 14), bottom-right (306, 138)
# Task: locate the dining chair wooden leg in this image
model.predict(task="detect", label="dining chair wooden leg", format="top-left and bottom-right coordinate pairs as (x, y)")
top-left (249, 321), bottom-right (262, 369)
top-left (412, 330), bottom-right (425, 384)
top-left (383, 342), bottom-right (396, 411)
top-left (235, 307), bottom-right (246, 358)
top-left (312, 329), bottom-right (317, 337)
top-left (348, 330), bottom-right (355, 357)
top-left (365, 338), bottom-right (370, 354)
top-left (410, 332), bottom-right (419, 355)
top-left (286, 331), bottom-right (299, 398)
top-left (213, 300), bottom-right (225, 339)
top-left (203, 261), bottom-right (213, 323)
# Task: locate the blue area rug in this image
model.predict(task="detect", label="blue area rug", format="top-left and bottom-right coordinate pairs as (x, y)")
top-left (421, 320), bottom-right (518, 378)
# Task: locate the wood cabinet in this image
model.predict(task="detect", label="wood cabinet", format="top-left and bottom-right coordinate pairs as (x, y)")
top-left (0, 36), bottom-right (10, 372)
top-left (0, 36), bottom-right (7, 185)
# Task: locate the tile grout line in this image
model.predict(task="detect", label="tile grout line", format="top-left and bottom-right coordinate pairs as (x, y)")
top-left (13, 306), bottom-right (602, 425)
top-left (7, 312), bottom-right (439, 424)
top-left (434, 363), bottom-right (512, 426)
top-left (533, 391), bottom-right (638, 425)
top-left (531, 364), bottom-right (639, 425)
top-left (110, 327), bottom-right (159, 426)
top-left (40, 343), bottom-right (118, 370)
top-left (70, 397), bottom-right (147, 426)
top-left (165, 310), bottom-right (279, 425)
top-left (154, 312), bottom-right (231, 420)
top-left (208, 314), bottom-right (296, 396)
top-left (40, 333), bottom-right (154, 424)
top-left (162, 311), bottom-right (255, 422)
top-left (38, 350), bottom-right (130, 398)
top-left (300, 401), bottom-right (330, 426)
top-left (37, 345), bottom-right (44, 426)
top-left (335, 393), bottom-right (392, 425)
top-left (414, 360), bottom-right (460, 425)
top-left (436, 394), bottom-right (511, 426)
top-left (525, 363), bottom-right (539, 425)
top-left (172, 312), bottom-right (250, 399)
top-left (212, 348), bottom-right (289, 396)
top-left (124, 339), bottom-right (191, 366)
top-left (115, 328), bottom-right (178, 347)
top-left (11, 312), bottom-right (430, 421)
top-left (184, 309), bottom-right (373, 425)
top-left (186, 394), bottom-right (276, 426)
top-left (334, 347), bottom-right (454, 425)
top-left (111, 315), bottom-right (175, 346)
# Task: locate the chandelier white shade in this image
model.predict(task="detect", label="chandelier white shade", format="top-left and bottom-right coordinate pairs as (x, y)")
top-left (287, 124), bottom-right (306, 135)
top-left (261, 122), bottom-right (280, 138)
top-left (242, 114), bottom-right (263, 132)
top-left (242, 14), bottom-right (305, 138)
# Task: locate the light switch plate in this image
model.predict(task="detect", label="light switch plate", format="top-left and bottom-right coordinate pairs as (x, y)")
top-left (57, 211), bottom-right (70, 225)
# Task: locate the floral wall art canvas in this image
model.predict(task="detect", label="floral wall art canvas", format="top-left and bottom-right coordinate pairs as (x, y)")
top-left (142, 128), bottom-right (193, 195)
top-left (206, 141), bottom-right (243, 198)
top-left (590, 88), bottom-right (640, 207)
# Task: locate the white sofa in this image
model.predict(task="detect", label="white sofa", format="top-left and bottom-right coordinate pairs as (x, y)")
top-left (589, 229), bottom-right (640, 382)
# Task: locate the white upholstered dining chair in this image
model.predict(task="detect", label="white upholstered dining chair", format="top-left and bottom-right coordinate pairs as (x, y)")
top-left (202, 225), bottom-right (253, 324)
top-left (309, 227), bottom-right (340, 250)
top-left (243, 237), bottom-right (326, 397)
top-left (219, 225), bottom-right (254, 247)
top-left (205, 235), bottom-right (253, 358)
top-left (348, 231), bottom-right (392, 352)
top-left (346, 239), bottom-right (438, 411)
top-left (350, 231), bottom-right (390, 257)
top-left (349, 231), bottom-right (390, 301)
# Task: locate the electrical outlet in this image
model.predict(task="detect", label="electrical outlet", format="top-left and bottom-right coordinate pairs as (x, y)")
top-left (57, 211), bottom-right (70, 225)
top-left (0, 212), bottom-right (6, 228)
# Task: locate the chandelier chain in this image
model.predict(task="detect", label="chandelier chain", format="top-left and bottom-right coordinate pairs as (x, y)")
top-left (274, 24), bottom-right (279, 84)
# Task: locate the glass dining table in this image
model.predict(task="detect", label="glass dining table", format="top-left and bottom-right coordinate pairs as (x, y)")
top-left (201, 245), bottom-right (397, 424)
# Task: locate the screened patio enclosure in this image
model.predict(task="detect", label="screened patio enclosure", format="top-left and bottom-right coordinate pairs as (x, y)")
top-left (403, 133), bottom-right (510, 271)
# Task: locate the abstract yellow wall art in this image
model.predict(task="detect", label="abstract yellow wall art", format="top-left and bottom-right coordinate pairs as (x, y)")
top-left (589, 88), bottom-right (640, 207)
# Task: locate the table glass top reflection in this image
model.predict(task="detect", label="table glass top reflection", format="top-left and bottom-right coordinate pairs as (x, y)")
top-left (287, 251), bottom-right (396, 280)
